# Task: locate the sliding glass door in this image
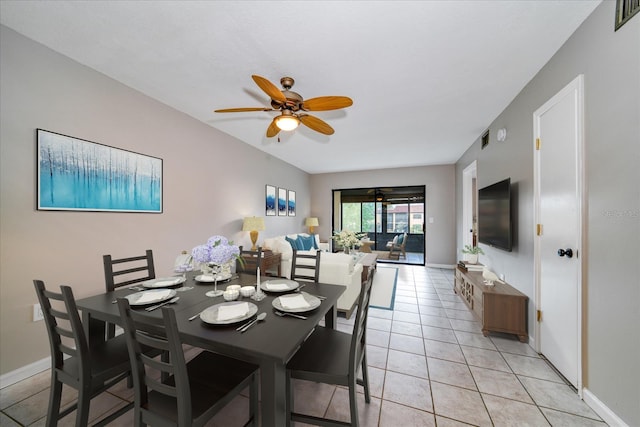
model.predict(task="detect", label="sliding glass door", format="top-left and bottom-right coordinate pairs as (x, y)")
top-left (333, 186), bottom-right (425, 265)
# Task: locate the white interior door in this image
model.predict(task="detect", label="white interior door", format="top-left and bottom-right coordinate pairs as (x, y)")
top-left (533, 75), bottom-right (584, 390)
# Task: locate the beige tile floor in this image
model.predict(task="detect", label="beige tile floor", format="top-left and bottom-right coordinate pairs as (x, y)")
top-left (0, 266), bottom-right (608, 426)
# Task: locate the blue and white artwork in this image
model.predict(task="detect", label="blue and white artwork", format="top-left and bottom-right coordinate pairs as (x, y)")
top-left (278, 188), bottom-right (287, 216)
top-left (265, 185), bottom-right (276, 216)
top-left (288, 190), bottom-right (296, 216)
top-left (37, 129), bottom-right (162, 212)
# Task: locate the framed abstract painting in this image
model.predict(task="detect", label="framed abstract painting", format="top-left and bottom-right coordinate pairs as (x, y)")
top-left (37, 129), bottom-right (162, 212)
top-left (278, 187), bottom-right (287, 216)
top-left (265, 185), bottom-right (276, 216)
top-left (288, 190), bottom-right (296, 216)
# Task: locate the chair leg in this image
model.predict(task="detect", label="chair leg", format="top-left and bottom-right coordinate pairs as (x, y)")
top-left (75, 387), bottom-right (91, 427)
top-left (361, 355), bottom-right (371, 404)
top-left (46, 376), bottom-right (62, 427)
top-left (348, 378), bottom-right (359, 427)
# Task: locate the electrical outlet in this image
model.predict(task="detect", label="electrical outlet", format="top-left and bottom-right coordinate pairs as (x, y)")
top-left (33, 303), bottom-right (44, 322)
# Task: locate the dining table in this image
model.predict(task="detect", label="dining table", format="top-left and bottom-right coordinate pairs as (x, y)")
top-left (75, 271), bottom-right (346, 427)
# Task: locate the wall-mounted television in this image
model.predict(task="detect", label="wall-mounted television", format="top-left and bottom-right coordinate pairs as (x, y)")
top-left (478, 178), bottom-right (512, 252)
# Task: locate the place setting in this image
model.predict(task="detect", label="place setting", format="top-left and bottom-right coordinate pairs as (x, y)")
top-left (197, 300), bottom-right (259, 326)
top-left (140, 276), bottom-right (186, 289)
top-left (194, 271), bottom-right (233, 284)
top-left (260, 278), bottom-right (299, 293)
top-left (118, 288), bottom-right (179, 311)
top-left (272, 292), bottom-right (322, 320)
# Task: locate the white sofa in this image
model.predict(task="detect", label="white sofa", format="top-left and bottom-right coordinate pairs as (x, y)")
top-left (262, 233), bottom-right (364, 318)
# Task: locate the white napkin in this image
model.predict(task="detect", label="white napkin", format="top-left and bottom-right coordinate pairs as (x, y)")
top-left (279, 294), bottom-right (311, 310)
top-left (152, 278), bottom-right (180, 287)
top-left (137, 289), bottom-right (171, 304)
top-left (265, 282), bottom-right (291, 291)
top-left (217, 302), bottom-right (249, 321)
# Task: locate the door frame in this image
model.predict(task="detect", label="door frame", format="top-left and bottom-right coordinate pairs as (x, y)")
top-left (462, 161), bottom-right (477, 250)
top-left (533, 74), bottom-right (585, 394)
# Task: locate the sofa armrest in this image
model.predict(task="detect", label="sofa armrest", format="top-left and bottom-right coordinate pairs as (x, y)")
top-left (317, 242), bottom-right (330, 252)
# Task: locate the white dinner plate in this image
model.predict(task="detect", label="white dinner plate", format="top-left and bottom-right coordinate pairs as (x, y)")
top-left (141, 276), bottom-right (186, 289)
top-left (272, 292), bottom-right (321, 313)
top-left (195, 272), bottom-right (233, 283)
top-left (200, 301), bottom-right (258, 325)
top-left (260, 279), bottom-right (299, 293)
top-left (125, 289), bottom-right (177, 306)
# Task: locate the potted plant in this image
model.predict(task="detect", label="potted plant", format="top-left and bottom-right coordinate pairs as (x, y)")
top-left (461, 244), bottom-right (484, 264)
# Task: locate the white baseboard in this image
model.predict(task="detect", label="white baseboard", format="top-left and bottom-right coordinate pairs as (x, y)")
top-left (583, 388), bottom-right (629, 427)
top-left (426, 263), bottom-right (456, 269)
top-left (0, 357), bottom-right (50, 389)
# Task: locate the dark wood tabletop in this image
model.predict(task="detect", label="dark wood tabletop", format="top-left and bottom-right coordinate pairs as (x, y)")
top-left (75, 271), bottom-right (345, 427)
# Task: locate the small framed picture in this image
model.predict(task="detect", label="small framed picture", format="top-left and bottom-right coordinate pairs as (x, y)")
top-left (278, 188), bottom-right (287, 216)
top-left (265, 185), bottom-right (276, 216)
top-left (288, 190), bottom-right (296, 216)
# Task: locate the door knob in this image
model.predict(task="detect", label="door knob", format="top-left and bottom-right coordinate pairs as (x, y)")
top-left (557, 248), bottom-right (573, 258)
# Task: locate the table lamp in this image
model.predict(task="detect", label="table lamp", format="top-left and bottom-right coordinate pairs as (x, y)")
top-left (305, 217), bottom-right (319, 234)
top-left (242, 216), bottom-right (265, 251)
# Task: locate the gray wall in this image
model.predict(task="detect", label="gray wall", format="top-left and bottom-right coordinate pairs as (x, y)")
top-left (455, 2), bottom-right (639, 425)
top-left (310, 165), bottom-right (456, 266)
top-left (0, 26), bottom-right (311, 375)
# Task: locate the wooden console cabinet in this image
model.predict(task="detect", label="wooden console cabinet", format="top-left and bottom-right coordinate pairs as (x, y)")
top-left (454, 266), bottom-right (528, 342)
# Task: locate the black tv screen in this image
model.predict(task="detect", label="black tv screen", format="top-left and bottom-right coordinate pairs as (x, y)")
top-left (478, 178), bottom-right (512, 251)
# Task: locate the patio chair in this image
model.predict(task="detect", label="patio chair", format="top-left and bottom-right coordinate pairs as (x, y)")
top-left (117, 299), bottom-right (259, 427)
top-left (34, 280), bottom-right (133, 427)
top-left (386, 233), bottom-right (407, 260)
top-left (285, 272), bottom-right (373, 426)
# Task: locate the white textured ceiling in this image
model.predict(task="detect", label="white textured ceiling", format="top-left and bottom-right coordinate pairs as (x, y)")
top-left (0, 1), bottom-right (600, 174)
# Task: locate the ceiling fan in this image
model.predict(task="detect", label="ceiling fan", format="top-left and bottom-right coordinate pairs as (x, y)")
top-left (214, 75), bottom-right (353, 138)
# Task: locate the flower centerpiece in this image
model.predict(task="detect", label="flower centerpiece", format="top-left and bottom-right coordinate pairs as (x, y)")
top-left (332, 230), bottom-right (368, 254)
top-left (191, 235), bottom-right (242, 275)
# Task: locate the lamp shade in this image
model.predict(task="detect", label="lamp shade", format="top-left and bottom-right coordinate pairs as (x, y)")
top-left (305, 217), bottom-right (319, 227)
top-left (242, 216), bottom-right (265, 231)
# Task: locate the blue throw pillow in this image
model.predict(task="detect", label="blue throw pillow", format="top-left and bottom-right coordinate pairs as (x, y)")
top-left (297, 234), bottom-right (315, 250)
top-left (397, 234), bottom-right (404, 244)
top-left (286, 236), bottom-right (302, 250)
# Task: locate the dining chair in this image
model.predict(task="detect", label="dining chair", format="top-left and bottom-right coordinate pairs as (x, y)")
top-left (33, 280), bottom-right (133, 427)
top-left (237, 245), bottom-right (262, 274)
top-left (103, 249), bottom-right (155, 339)
top-left (291, 249), bottom-right (321, 282)
top-left (116, 299), bottom-right (259, 427)
top-left (285, 271), bottom-right (374, 427)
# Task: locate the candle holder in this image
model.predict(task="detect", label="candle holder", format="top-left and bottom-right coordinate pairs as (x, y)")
top-left (251, 267), bottom-right (266, 301)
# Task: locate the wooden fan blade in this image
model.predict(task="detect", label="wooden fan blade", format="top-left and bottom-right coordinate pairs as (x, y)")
top-left (252, 75), bottom-right (287, 103)
top-left (266, 118), bottom-right (280, 138)
top-left (299, 114), bottom-right (334, 135)
top-left (302, 96), bottom-right (353, 111)
top-left (214, 107), bottom-right (274, 113)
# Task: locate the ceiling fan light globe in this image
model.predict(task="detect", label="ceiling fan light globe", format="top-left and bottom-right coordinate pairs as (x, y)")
top-left (275, 116), bottom-right (299, 131)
